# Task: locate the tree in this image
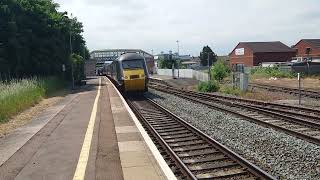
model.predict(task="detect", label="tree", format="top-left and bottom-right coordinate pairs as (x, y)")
top-left (0, 0), bottom-right (89, 81)
top-left (158, 53), bottom-right (180, 69)
top-left (211, 60), bottom-right (230, 81)
top-left (200, 45), bottom-right (217, 67)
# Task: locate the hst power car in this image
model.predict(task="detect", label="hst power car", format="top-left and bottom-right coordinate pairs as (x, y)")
top-left (106, 53), bottom-right (149, 92)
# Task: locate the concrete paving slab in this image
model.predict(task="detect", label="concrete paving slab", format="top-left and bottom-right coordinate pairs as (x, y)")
top-left (106, 77), bottom-right (176, 180)
top-left (0, 93), bottom-right (77, 166)
top-left (120, 151), bottom-right (153, 168)
top-left (115, 126), bottom-right (139, 133)
top-left (122, 166), bottom-right (163, 180)
top-left (14, 87), bottom-right (97, 180)
top-left (113, 113), bottom-right (135, 127)
top-left (118, 141), bottom-right (145, 152)
top-left (117, 133), bottom-right (141, 142)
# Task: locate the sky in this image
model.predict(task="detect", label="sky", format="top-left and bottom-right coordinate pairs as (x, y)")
top-left (54, 0), bottom-right (320, 56)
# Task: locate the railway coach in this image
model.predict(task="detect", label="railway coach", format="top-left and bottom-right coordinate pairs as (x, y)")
top-left (106, 53), bottom-right (149, 92)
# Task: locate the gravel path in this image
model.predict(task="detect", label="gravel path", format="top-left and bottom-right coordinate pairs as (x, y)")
top-left (146, 89), bottom-right (320, 180)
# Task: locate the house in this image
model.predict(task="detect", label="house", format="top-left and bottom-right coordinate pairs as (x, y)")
top-left (292, 39), bottom-right (320, 62)
top-left (230, 41), bottom-right (296, 67)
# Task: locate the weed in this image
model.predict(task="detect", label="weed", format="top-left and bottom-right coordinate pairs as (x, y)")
top-left (0, 77), bottom-right (66, 123)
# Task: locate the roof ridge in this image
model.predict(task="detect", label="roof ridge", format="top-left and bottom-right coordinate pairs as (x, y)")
top-left (240, 41), bottom-right (281, 43)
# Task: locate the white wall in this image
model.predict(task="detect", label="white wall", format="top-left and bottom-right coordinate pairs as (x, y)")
top-left (157, 69), bottom-right (209, 82)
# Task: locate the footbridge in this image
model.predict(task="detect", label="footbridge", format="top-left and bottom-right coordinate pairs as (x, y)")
top-left (89, 49), bottom-right (155, 74)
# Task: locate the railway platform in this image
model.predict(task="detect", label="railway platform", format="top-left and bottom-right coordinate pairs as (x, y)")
top-left (0, 77), bottom-right (174, 180)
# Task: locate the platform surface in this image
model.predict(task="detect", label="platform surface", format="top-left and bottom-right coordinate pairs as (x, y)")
top-left (0, 77), bottom-right (173, 180)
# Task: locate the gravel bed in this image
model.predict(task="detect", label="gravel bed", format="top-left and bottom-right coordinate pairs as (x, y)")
top-left (146, 89), bottom-right (320, 180)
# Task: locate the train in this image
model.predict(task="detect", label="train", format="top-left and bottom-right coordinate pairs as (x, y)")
top-left (106, 53), bottom-right (149, 92)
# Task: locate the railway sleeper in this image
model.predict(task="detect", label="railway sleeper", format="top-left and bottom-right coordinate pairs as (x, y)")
top-left (188, 161), bottom-right (239, 172)
top-left (169, 140), bottom-right (205, 147)
top-left (178, 150), bottom-right (221, 158)
top-left (196, 169), bottom-right (251, 180)
top-left (159, 130), bottom-right (190, 136)
top-left (183, 155), bottom-right (228, 164)
top-left (166, 136), bottom-right (199, 143)
top-left (173, 145), bottom-right (211, 152)
top-left (156, 127), bottom-right (186, 133)
top-left (162, 133), bottom-right (194, 140)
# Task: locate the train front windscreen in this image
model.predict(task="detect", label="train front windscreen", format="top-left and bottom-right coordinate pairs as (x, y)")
top-left (122, 60), bottom-right (145, 69)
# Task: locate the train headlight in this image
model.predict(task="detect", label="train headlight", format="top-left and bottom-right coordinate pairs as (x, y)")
top-left (141, 74), bottom-right (145, 78)
top-left (124, 76), bottom-right (129, 79)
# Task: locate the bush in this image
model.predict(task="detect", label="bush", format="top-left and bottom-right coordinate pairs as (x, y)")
top-left (219, 85), bottom-right (243, 96)
top-left (250, 66), bottom-right (296, 78)
top-left (211, 60), bottom-right (230, 81)
top-left (71, 54), bottom-right (85, 83)
top-left (198, 80), bottom-right (220, 92)
top-left (0, 77), bottom-right (66, 123)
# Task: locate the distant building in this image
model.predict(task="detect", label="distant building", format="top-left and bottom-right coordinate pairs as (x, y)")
top-left (155, 53), bottom-right (191, 61)
top-left (292, 39), bottom-right (320, 62)
top-left (230, 41), bottom-right (296, 67)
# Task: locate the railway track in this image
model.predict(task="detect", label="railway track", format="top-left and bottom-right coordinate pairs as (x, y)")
top-left (249, 83), bottom-right (320, 99)
top-left (149, 79), bottom-right (320, 145)
top-left (127, 97), bottom-right (275, 179)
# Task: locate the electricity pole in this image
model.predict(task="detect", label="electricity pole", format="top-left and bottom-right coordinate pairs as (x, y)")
top-left (170, 50), bottom-right (175, 78)
top-left (176, 40), bottom-right (180, 78)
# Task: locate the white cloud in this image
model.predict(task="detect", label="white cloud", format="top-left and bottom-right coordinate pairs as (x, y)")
top-left (54, 0), bottom-right (320, 56)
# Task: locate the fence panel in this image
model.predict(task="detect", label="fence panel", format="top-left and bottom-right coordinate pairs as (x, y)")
top-left (157, 69), bottom-right (208, 81)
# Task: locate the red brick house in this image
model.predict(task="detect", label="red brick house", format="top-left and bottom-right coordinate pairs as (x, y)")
top-left (230, 41), bottom-right (296, 67)
top-left (292, 39), bottom-right (320, 62)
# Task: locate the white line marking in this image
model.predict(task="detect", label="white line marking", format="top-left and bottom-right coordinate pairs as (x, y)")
top-left (73, 78), bottom-right (101, 180)
top-left (107, 77), bottom-right (177, 180)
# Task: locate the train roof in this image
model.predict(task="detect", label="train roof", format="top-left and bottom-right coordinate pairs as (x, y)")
top-left (117, 53), bottom-right (145, 62)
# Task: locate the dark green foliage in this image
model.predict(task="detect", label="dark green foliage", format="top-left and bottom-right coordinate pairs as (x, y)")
top-left (211, 60), bottom-right (230, 81)
top-left (197, 80), bottom-right (220, 92)
top-left (0, 0), bottom-right (89, 80)
top-left (70, 54), bottom-right (85, 83)
top-left (158, 56), bottom-right (180, 69)
top-left (200, 46), bottom-right (217, 66)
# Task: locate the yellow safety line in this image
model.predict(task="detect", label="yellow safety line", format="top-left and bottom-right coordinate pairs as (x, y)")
top-left (73, 78), bottom-right (101, 180)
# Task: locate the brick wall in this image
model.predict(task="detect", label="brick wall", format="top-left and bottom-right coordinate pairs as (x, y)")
top-left (230, 44), bottom-right (254, 66)
top-left (253, 52), bottom-right (296, 66)
top-left (294, 40), bottom-right (320, 58)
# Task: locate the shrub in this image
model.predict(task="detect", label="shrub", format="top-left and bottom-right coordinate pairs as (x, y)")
top-left (198, 80), bottom-right (220, 92)
top-left (219, 85), bottom-right (243, 96)
top-left (250, 66), bottom-right (296, 78)
top-left (71, 54), bottom-right (85, 83)
top-left (211, 60), bottom-right (230, 81)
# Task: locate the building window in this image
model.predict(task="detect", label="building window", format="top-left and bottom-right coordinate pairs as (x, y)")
top-left (305, 47), bottom-right (311, 55)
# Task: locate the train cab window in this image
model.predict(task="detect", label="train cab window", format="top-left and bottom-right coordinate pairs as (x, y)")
top-left (122, 60), bottom-right (144, 69)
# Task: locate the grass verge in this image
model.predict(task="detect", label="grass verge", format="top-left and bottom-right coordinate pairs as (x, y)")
top-left (0, 77), bottom-right (67, 123)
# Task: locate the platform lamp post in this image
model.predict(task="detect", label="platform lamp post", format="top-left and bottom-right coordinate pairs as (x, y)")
top-left (69, 13), bottom-right (75, 89)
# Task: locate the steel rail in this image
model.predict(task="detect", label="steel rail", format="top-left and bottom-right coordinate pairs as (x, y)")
top-left (150, 84), bottom-right (320, 145)
top-left (249, 83), bottom-right (320, 99)
top-left (127, 97), bottom-right (275, 179)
